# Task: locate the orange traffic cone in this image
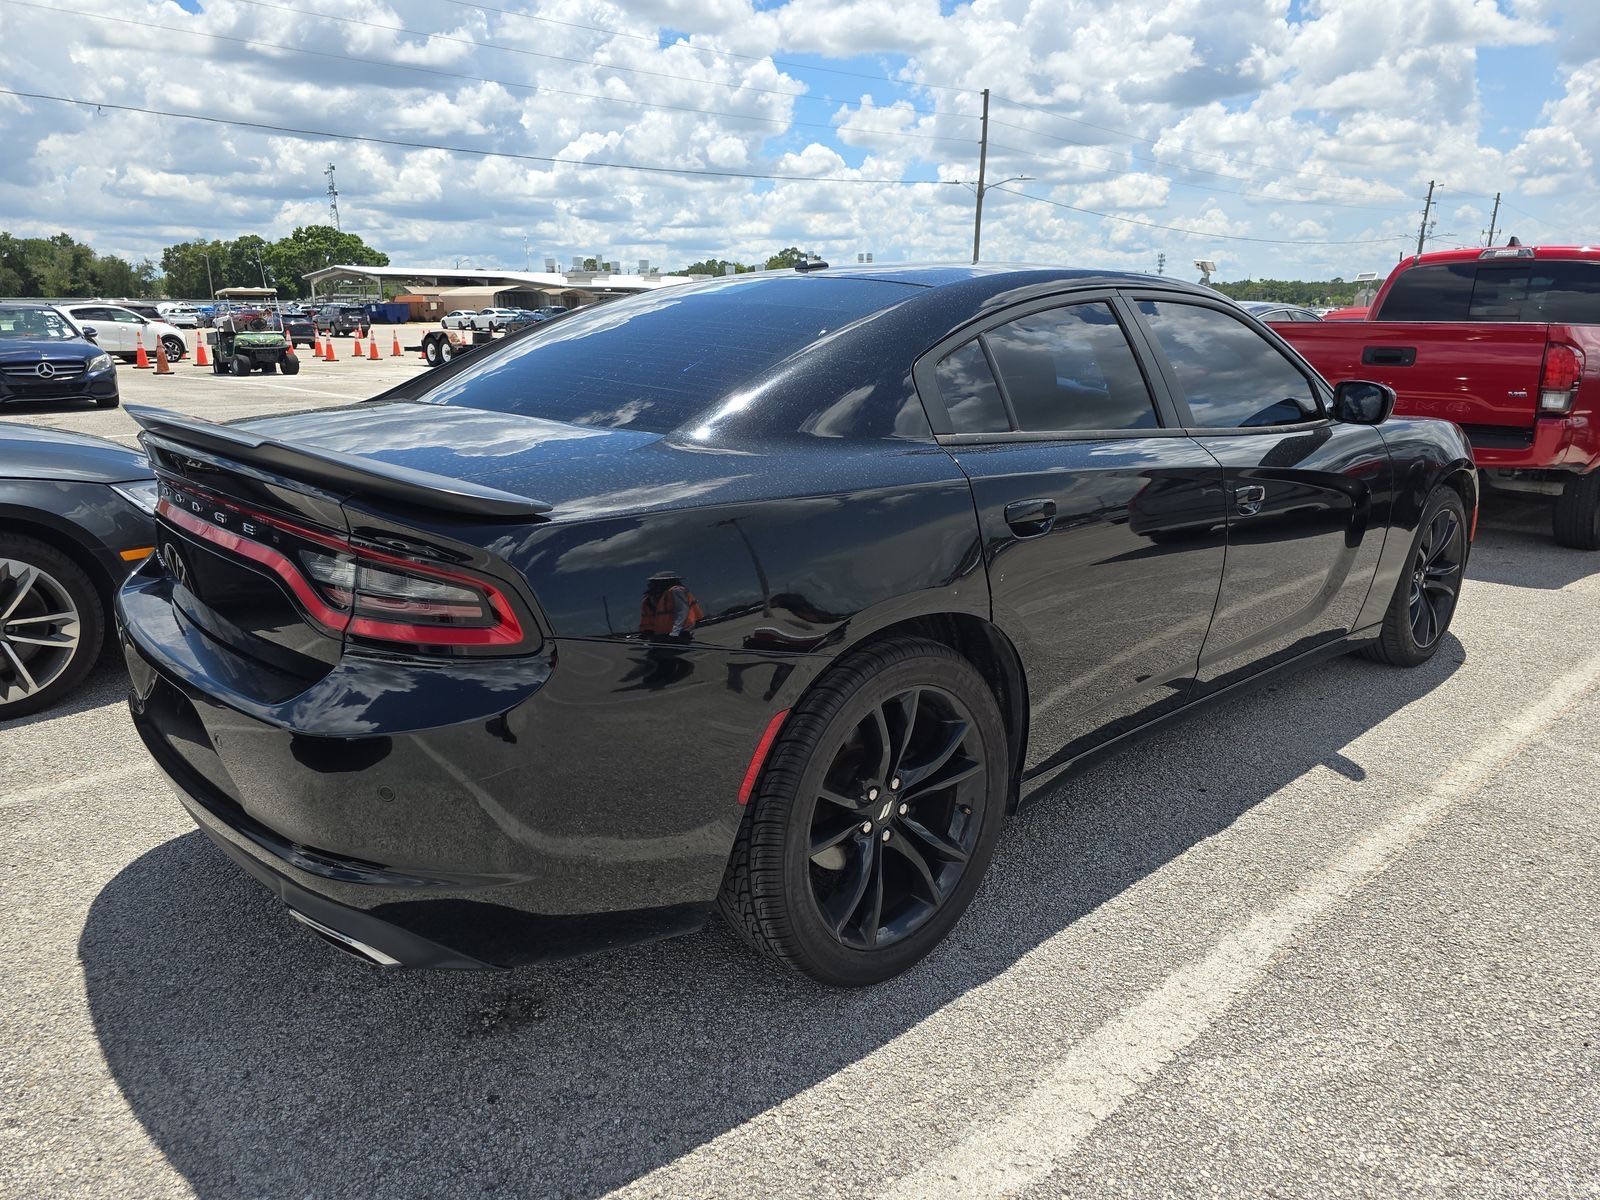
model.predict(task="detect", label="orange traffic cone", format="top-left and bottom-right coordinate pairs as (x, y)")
top-left (390, 331), bottom-right (403, 357)
top-left (367, 337), bottom-right (380, 361)
top-left (194, 337), bottom-right (210, 368)
top-left (133, 331), bottom-right (151, 369)
top-left (325, 336), bottom-right (338, 362)
top-left (315, 336), bottom-right (327, 360)
top-left (154, 338), bottom-right (173, 375)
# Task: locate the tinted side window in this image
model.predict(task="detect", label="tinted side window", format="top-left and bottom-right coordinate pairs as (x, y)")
top-left (1376, 264), bottom-right (1474, 321)
top-left (1137, 300), bottom-right (1319, 429)
top-left (934, 341), bottom-right (1009, 433)
top-left (982, 303), bottom-right (1157, 432)
top-left (1529, 261), bottom-right (1600, 325)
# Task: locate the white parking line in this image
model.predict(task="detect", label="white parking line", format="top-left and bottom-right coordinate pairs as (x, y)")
top-left (883, 648), bottom-right (1600, 1200)
top-left (0, 762), bottom-right (156, 809)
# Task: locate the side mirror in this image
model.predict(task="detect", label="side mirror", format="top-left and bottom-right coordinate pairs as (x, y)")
top-left (1332, 380), bottom-right (1396, 425)
top-left (80, 325), bottom-right (98, 342)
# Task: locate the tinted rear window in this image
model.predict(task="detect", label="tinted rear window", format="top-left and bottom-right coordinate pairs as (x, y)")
top-left (417, 277), bottom-right (914, 433)
top-left (1378, 258), bottom-right (1600, 324)
top-left (1376, 264), bottom-right (1475, 321)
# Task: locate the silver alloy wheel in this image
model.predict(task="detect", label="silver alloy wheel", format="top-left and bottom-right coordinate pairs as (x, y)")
top-left (0, 557), bottom-right (83, 707)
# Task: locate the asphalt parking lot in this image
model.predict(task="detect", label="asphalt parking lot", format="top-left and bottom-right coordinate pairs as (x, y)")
top-left (2, 356), bottom-right (1598, 1199)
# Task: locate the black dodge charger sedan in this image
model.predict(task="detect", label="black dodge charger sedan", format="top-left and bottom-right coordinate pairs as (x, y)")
top-left (117, 266), bottom-right (1475, 985)
top-left (0, 303), bottom-right (119, 409)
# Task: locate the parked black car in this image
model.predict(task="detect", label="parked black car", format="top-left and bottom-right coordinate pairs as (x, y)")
top-left (118, 266), bottom-right (1476, 985)
top-left (2, 423), bottom-right (156, 718)
top-left (313, 305), bottom-right (369, 336)
top-left (0, 303), bottom-right (120, 409)
top-left (280, 314), bottom-right (317, 349)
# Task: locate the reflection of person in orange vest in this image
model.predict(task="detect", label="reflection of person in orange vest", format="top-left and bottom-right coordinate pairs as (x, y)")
top-left (639, 571), bottom-right (703, 641)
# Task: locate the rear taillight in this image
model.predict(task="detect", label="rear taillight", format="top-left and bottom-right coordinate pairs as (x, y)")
top-left (157, 488), bottom-right (529, 653)
top-left (1539, 343), bottom-right (1583, 414)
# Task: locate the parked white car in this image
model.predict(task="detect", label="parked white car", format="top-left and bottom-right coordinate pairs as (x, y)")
top-left (470, 307), bottom-right (521, 332)
top-left (440, 310), bottom-right (477, 330)
top-left (156, 302), bottom-right (206, 328)
top-left (55, 303), bottom-right (188, 362)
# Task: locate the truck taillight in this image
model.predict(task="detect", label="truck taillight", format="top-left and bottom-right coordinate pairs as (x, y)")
top-left (1539, 343), bottom-right (1583, 414)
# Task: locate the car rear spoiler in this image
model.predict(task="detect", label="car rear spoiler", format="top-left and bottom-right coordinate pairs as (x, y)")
top-left (125, 404), bottom-right (553, 520)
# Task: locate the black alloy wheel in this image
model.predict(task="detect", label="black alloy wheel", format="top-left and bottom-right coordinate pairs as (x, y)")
top-left (720, 638), bottom-right (1008, 986)
top-left (1362, 484), bottom-right (1467, 668)
top-left (1408, 505), bottom-right (1464, 649)
top-left (807, 685), bottom-right (986, 951)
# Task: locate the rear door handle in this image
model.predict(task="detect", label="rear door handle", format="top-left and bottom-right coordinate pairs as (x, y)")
top-left (1234, 484), bottom-right (1267, 516)
top-left (1004, 498), bottom-right (1056, 537)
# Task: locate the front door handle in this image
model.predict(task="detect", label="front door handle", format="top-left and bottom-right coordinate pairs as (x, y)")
top-left (1234, 484), bottom-right (1267, 516)
top-left (1004, 498), bottom-right (1056, 537)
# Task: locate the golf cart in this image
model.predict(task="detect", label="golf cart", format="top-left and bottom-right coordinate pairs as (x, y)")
top-left (208, 287), bottom-right (300, 375)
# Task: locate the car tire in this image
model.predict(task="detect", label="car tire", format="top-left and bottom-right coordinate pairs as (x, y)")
top-left (0, 534), bottom-right (104, 720)
top-left (281, 355), bottom-right (301, 376)
top-left (94, 391), bottom-right (120, 409)
top-left (719, 637), bottom-right (1009, 986)
top-left (423, 339), bottom-right (443, 367)
top-left (233, 353), bottom-right (254, 376)
top-left (1553, 470), bottom-right (1600, 551)
top-left (161, 335), bottom-right (185, 362)
top-left (1360, 484), bottom-right (1468, 668)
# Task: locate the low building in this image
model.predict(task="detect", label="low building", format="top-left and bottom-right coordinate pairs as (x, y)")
top-left (301, 264), bottom-right (699, 313)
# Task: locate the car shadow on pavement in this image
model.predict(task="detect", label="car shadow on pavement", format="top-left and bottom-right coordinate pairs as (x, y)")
top-left (78, 640), bottom-right (1461, 1200)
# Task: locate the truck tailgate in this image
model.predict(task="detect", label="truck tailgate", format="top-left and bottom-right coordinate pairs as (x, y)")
top-left (1278, 320), bottom-right (1550, 437)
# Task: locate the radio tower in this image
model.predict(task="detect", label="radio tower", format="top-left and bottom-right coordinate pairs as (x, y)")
top-left (324, 163), bottom-right (341, 230)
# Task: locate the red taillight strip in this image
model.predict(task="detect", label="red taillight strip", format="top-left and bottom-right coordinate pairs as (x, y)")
top-left (737, 708), bottom-right (791, 805)
top-left (156, 495), bottom-right (525, 648)
top-left (160, 499), bottom-right (351, 635)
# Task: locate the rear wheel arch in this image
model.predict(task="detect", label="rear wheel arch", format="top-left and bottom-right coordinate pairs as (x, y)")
top-left (0, 509), bottom-right (117, 605)
top-left (825, 612), bottom-right (1028, 811)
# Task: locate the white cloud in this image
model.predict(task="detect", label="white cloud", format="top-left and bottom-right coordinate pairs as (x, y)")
top-left (0, 0), bottom-right (1593, 284)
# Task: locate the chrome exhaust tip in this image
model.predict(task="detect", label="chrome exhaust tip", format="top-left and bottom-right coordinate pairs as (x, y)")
top-left (289, 909), bottom-right (403, 969)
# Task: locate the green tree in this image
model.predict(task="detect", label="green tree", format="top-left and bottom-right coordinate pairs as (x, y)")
top-left (678, 258), bottom-right (751, 276)
top-left (161, 240), bottom-right (228, 299)
top-left (264, 225), bottom-right (388, 299)
top-left (764, 246), bottom-right (808, 270)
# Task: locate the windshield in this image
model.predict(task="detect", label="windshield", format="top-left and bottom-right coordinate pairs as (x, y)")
top-left (0, 306), bottom-right (78, 340)
top-left (417, 275), bottom-right (917, 434)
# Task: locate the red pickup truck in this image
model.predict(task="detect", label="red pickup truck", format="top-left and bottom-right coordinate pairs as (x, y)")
top-left (1275, 245), bottom-right (1600, 549)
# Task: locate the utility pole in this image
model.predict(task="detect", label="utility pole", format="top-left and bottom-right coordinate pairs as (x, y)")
top-left (971, 88), bottom-right (990, 265)
top-left (1484, 192), bottom-right (1501, 246)
top-left (1157, 252), bottom-right (1166, 276)
top-left (1415, 180), bottom-right (1435, 256)
top-left (325, 163), bottom-right (340, 231)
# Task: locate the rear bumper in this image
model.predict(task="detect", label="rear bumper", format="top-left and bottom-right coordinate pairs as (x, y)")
top-left (1469, 415), bottom-right (1599, 472)
top-left (117, 567), bottom-right (805, 969)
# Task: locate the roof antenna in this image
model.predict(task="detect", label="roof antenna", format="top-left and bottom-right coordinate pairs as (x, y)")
top-left (1506, 235), bottom-right (1521, 247)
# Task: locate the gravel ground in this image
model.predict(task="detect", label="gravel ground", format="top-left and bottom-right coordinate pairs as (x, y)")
top-left (1, 365), bottom-right (1596, 1199)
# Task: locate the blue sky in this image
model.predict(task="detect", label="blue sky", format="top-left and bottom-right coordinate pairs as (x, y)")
top-left (0, 0), bottom-right (1593, 281)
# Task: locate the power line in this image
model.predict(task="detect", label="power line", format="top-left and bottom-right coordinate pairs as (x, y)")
top-left (0, 87), bottom-right (969, 187)
top-left (440, 0), bottom-right (981, 94)
top-left (224, 0), bottom-right (978, 121)
top-left (988, 186), bottom-right (1409, 246)
top-left (9, 1), bottom-right (980, 149)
